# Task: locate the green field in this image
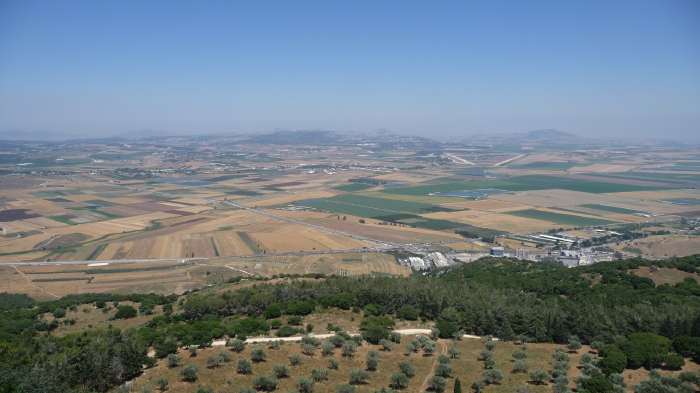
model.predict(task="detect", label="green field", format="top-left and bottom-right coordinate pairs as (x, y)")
top-left (510, 161), bottom-right (579, 170)
top-left (296, 194), bottom-right (469, 230)
top-left (507, 209), bottom-right (616, 226)
top-left (580, 204), bottom-right (647, 215)
top-left (383, 175), bottom-right (667, 196)
top-left (333, 183), bottom-right (374, 192)
top-left (48, 215), bottom-right (78, 225)
top-left (298, 194), bottom-right (453, 216)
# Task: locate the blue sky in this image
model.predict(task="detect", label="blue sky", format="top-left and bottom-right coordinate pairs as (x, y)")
top-left (0, 0), bottom-right (698, 140)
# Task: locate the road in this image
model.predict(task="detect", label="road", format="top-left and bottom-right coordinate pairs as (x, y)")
top-left (210, 329), bottom-right (494, 347)
top-left (222, 199), bottom-right (399, 248)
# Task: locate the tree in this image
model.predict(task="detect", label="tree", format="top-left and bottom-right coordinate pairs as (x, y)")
top-left (181, 364), bottom-right (198, 382)
top-left (453, 378), bottom-right (462, 393)
top-left (598, 345), bottom-right (627, 375)
top-left (397, 305), bottom-right (419, 320)
top-left (448, 345), bottom-right (460, 359)
top-left (621, 333), bottom-right (671, 369)
top-left (529, 369), bottom-right (549, 385)
top-left (577, 373), bottom-right (614, 393)
top-left (435, 363), bottom-right (452, 378)
top-left (349, 369), bottom-right (369, 385)
top-left (390, 372), bottom-right (410, 389)
top-left (399, 361), bottom-right (415, 378)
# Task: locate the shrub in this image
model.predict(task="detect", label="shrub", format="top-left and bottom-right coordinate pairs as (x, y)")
top-left (366, 356), bottom-right (378, 371)
top-left (478, 350), bottom-right (493, 361)
top-left (264, 304), bottom-right (282, 319)
top-left (342, 341), bottom-right (357, 358)
top-left (397, 305), bottom-right (419, 320)
top-left (336, 385), bottom-right (356, 393)
top-left (598, 345), bottom-right (627, 375)
top-left (470, 380), bottom-right (485, 393)
top-left (485, 340), bottom-right (496, 351)
top-left (512, 360), bottom-right (528, 373)
top-left (427, 376), bottom-right (446, 392)
top-left (269, 340), bottom-right (281, 350)
top-left (297, 377), bottom-right (314, 393)
top-left (663, 353), bottom-right (685, 370)
top-left (390, 372), bottom-right (410, 389)
top-left (389, 332), bottom-right (402, 343)
top-left (482, 369), bottom-right (503, 385)
top-left (273, 364), bottom-right (290, 378)
top-left (215, 350), bottom-right (231, 363)
top-left (448, 345), bottom-right (460, 359)
top-left (577, 373), bottom-right (614, 393)
top-left (287, 315), bottom-right (303, 325)
top-left (513, 350), bottom-right (527, 360)
top-left (237, 359), bottom-right (252, 374)
top-left (52, 308), bottom-right (66, 318)
top-left (328, 358), bottom-right (339, 370)
top-left (289, 354), bottom-right (302, 366)
top-left (380, 339), bottom-right (393, 351)
top-left (206, 356), bottom-right (220, 369)
top-left (156, 377), bottom-right (169, 392)
top-left (330, 334), bottom-right (346, 347)
top-left (435, 363), bottom-right (452, 378)
top-left (301, 343), bottom-right (316, 356)
top-left (181, 364), bottom-right (198, 382)
top-left (399, 361), bottom-right (415, 378)
top-left (251, 347), bottom-right (266, 363)
top-left (166, 354), bottom-right (180, 368)
top-left (277, 325), bottom-right (300, 337)
top-left (114, 305), bottom-right (137, 319)
top-left (188, 347), bottom-right (197, 358)
top-left (322, 341), bottom-right (334, 356)
top-left (269, 319), bottom-right (282, 329)
top-left (309, 367), bottom-right (328, 382)
top-left (349, 369), bottom-right (369, 385)
top-left (227, 338), bottom-right (245, 352)
top-left (253, 375), bottom-right (278, 392)
top-left (567, 336), bottom-right (582, 353)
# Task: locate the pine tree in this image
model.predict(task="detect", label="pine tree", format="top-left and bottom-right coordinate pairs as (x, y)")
top-left (454, 377), bottom-right (462, 393)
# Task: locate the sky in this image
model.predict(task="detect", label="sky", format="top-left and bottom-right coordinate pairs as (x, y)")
top-left (0, 0), bottom-right (698, 141)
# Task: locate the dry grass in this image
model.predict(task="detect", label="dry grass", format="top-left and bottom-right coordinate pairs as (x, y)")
top-left (631, 266), bottom-right (700, 285)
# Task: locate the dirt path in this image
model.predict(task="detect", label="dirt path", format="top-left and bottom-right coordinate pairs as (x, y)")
top-left (13, 265), bottom-right (59, 299)
top-left (419, 340), bottom-right (448, 392)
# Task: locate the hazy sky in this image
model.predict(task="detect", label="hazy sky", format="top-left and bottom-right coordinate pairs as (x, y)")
top-left (0, 0), bottom-right (698, 140)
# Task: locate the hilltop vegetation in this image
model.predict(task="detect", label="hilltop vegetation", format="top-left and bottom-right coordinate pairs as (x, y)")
top-left (2, 256), bottom-right (700, 392)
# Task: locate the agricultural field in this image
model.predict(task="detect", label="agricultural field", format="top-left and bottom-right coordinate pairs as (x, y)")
top-left (505, 209), bottom-right (616, 227)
